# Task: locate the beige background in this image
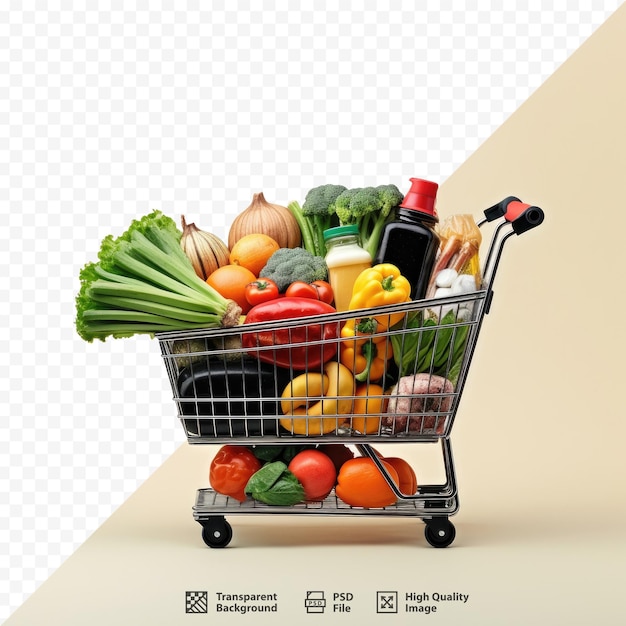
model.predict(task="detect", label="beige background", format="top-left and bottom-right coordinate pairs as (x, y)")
top-left (6, 6), bottom-right (626, 626)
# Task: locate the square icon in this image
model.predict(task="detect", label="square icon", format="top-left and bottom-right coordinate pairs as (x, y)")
top-left (377, 591), bottom-right (398, 613)
top-left (186, 591), bottom-right (208, 614)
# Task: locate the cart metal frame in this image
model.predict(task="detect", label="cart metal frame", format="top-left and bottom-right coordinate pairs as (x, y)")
top-left (157, 197), bottom-right (544, 548)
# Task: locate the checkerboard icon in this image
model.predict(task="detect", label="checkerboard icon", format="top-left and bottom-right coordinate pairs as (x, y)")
top-left (186, 591), bottom-right (208, 613)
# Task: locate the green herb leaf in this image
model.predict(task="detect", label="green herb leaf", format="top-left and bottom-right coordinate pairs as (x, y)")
top-left (244, 461), bottom-right (305, 506)
top-left (244, 461), bottom-right (287, 494)
top-left (250, 470), bottom-right (305, 506)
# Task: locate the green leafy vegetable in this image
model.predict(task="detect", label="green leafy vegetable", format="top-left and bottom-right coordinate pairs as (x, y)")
top-left (392, 311), bottom-right (431, 377)
top-left (288, 183), bottom-right (404, 259)
top-left (286, 184), bottom-right (345, 256)
top-left (251, 446), bottom-right (284, 463)
top-left (252, 445), bottom-right (312, 464)
top-left (244, 460), bottom-right (305, 506)
top-left (334, 184), bottom-right (404, 258)
top-left (391, 309), bottom-right (469, 384)
top-left (75, 210), bottom-right (241, 342)
top-left (253, 472), bottom-right (304, 506)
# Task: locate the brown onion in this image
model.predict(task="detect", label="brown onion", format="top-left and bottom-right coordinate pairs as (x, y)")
top-left (228, 192), bottom-right (302, 250)
top-left (180, 215), bottom-right (230, 281)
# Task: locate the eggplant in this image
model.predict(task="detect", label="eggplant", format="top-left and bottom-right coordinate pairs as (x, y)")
top-left (176, 356), bottom-right (293, 438)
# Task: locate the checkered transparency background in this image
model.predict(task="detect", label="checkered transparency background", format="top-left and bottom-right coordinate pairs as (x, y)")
top-left (0, 1), bottom-right (619, 621)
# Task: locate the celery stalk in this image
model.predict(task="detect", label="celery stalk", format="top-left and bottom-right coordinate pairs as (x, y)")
top-left (75, 210), bottom-right (241, 342)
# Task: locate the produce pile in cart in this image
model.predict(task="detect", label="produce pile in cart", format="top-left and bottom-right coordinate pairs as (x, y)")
top-left (75, 177), bottom-right (543, 547)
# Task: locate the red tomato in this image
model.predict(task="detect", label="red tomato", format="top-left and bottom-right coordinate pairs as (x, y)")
top-left (209, 445), bottom-right (262, 502)
top-left (287, 449), bottom-right (337, 501)
top-left (285, 280), bottom-right (319, 299)
top-left (245, 278), bottom-right (280, 306)
top-left (311, 280), bottom-right (334, 305)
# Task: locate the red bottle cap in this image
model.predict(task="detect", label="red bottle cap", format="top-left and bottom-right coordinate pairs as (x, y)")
top-left (400, 178), bottom-right (439, 218)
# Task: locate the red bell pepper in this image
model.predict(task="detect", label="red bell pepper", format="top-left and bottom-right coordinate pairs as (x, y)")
top-left (209, 445), bottom-right (262, 502)
top-left (242, 297), bottom-right (339, 370)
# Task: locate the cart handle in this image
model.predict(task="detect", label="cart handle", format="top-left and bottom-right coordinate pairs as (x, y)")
top-left (478, 195), bottom-right (545, 302)
top-left (481, 196), bottom-right (544, 235)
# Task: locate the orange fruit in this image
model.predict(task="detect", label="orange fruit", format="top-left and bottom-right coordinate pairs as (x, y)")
top-left (335, 457), bottom-right (399, 508)
top-left (206, 264), bottom-right (257, 314)
top-left (350, 383), bottom-right (385, 434)
top-left (229, 233), bottom-right (280, 277)
top-left (383, 457), bottom-right (418, 495)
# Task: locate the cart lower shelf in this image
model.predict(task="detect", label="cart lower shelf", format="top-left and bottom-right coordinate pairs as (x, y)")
top-left (192, 438), bottom-right (460, 548)
top-left (193, 487), bottom-right (459, 548)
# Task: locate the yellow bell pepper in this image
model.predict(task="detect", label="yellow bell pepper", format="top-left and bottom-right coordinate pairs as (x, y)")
top-left (348, 263), bottom-right (412, 328)
top-left (340, 317), bottom-right (393, 382)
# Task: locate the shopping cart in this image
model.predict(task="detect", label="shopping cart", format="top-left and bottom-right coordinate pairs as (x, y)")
top-left (157, 197), bottom-right (544, 548)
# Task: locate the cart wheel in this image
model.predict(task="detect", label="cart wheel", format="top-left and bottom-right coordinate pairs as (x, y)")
top-left (424, 519), bottom-right (456, 548)
top-left (201, 517), bottom-right (233, 548)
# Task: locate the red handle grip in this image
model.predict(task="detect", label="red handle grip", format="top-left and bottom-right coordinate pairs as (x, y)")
top-left (484, 197), bottom-right (544, 234)
top-left (505, 200), bottom-right (531, 222)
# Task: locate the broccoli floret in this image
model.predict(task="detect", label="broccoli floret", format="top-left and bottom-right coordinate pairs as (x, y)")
top-left (344, 186), bottom-right (379, 221)
top-left (302, 184), bottom-right (347, 217)
top-left (376, 184), bottom-right (405, 214)
top-left (258, 247), bottom-right (328, 292)
top-left (334, 188), bottom-right (362, 224)
top-left (335, 184), bottom-right (404, 258)
top-left (287, 184), bottom-right (346, 257)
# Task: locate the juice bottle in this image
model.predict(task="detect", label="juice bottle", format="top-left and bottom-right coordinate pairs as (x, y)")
top-left (374, 178), bottom-right (440, 300)
top-left (323, 225), bottom-right (372, 311)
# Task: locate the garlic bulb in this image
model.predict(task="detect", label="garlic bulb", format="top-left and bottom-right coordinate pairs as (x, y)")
top-left (228, 192), bottom-right (302, 250)
top-left (180, 215), bottom-right (230, 281)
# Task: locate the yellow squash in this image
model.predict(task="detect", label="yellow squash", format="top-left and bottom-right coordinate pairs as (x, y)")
top-left (280, 361), bottom-right (355, 435)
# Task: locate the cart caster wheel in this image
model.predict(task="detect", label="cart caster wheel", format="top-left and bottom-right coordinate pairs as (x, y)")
top-left (424, 519), bottom-right (456, 548)
top-left (201, 517), bottom-right (233, 548)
